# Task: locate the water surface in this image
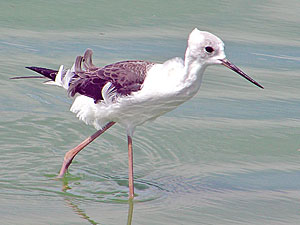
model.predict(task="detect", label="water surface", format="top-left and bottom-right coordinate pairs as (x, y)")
top-left (1, 0), bottom-right (300, 224)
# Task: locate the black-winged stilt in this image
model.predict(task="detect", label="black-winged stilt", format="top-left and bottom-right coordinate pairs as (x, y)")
top-left (13, 28), bottom-right (263, 199)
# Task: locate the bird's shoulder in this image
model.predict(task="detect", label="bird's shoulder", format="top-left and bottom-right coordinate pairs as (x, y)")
top-left (97, 60), bottom-right (154, 85)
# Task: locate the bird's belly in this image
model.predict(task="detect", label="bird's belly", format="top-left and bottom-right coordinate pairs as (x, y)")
top-left (70, 92), bottom-right (189, 133)
top-left (119, 96), bottom-right (186, 123)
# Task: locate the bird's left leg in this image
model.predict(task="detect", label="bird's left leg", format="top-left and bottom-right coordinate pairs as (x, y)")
top-left (127, 135), bottom-right (135, 198)
top-left (57, 121), bottom-right (116, 178)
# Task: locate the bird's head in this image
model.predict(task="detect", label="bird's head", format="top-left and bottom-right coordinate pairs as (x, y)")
top-left (186, 28), bottom-right (264, 89)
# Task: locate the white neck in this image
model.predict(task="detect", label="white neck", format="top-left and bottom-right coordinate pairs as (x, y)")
top-left (182, 47), bottom-right (207, 96)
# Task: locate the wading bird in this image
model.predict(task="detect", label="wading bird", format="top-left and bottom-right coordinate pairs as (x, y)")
top-left (13, 28), bottom-right (263, 199)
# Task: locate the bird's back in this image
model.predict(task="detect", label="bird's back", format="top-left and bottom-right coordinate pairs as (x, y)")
top-left (68, 60), bottom-right (154, 103)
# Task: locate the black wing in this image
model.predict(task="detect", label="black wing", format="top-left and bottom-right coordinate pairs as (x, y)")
top-left (68, 60), bottom-right (154, 103)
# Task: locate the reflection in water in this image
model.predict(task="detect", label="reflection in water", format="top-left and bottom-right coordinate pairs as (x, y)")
top-left (61, 179), bottom-right (134, 225)
top-left (64, 197), bottom-right (99, 225)
top-left (127, 199), bottom-right (134, 225)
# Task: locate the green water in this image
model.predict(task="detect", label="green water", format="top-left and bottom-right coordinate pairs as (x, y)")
top-left (1, 0), bottom-right (300, 224)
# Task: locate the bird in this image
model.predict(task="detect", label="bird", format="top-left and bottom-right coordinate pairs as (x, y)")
top-left (12, 28), bottom-right (264, 199)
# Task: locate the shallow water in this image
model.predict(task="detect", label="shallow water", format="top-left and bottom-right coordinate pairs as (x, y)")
top-left (1, 0), bottom-right (300, 224)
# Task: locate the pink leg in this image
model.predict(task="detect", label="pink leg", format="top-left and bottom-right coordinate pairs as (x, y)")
top-left (57, 121), bottom-right (115, 178)
top-left (127, 135), bottom-right (135, 199)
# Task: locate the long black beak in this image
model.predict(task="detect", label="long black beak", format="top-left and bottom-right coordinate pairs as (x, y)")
top-left (220, 59), bottom-right (264, 89)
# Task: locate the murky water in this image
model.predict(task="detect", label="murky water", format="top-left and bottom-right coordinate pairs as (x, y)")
top-left (1, 0), bottom-right (300, 224)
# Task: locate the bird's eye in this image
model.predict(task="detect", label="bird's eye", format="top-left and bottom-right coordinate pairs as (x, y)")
top-left (205, 46), bottom-right (214, 53)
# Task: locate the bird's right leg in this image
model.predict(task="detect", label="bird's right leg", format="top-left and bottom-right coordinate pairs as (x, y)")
top-left (57, 121), bottom-right (116, 178)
